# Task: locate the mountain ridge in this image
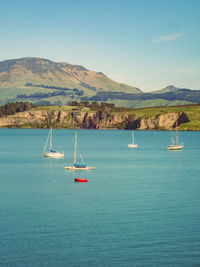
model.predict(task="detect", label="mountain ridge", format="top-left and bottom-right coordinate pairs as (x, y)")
top-left (0, 57), bottom-right (141, 98)
top-left (0, 57), bottom-right (199, 107)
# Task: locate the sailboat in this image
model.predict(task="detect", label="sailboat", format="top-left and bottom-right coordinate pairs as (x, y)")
top-left (43, 127), bottom-right (64, 158)
top-left (167, 123), bottom-right (184, 151)
top-left (64, 132), bottom-right (95, 170)
top-left (128, 131), bottom-right (138, 148)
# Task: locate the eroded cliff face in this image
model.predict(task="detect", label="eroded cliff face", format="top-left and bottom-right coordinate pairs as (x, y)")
top-left (138, 112), bottom-right (188, 130)
top-left (0, 109), bottom-right (189, 130)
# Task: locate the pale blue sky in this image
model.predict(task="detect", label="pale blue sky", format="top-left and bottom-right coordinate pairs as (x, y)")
top-left (0, 0), bottom-right (199, 91)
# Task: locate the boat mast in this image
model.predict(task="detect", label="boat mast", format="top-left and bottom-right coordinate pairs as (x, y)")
top-left (176, 122), bottom-right (178, 145)
top-left (50, 127), bottom-right (53, 151)
top-left (74, 132), bottom-right (77, 165)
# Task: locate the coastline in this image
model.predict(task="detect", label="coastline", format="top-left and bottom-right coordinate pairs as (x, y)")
top-left (1, 104), bottom-right (200, 130)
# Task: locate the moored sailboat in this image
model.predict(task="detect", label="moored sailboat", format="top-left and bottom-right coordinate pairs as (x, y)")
top-left (167, 123), bottom-right (184, 150)
top-left (43, 127), bottom-right (64, 158)
top-left (128, 131), bottom-right (138, 148)
top-left (64, 132), bottom-right (95, 170)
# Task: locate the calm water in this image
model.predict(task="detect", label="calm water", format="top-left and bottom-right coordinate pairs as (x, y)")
top-left (0, 129), bottom-right (200, 266)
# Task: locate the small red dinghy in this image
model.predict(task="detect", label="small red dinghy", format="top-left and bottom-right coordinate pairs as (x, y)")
top-left (74, 178), bottom-right (88, 182)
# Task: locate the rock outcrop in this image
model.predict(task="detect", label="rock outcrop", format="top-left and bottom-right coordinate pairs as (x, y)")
top-left (138, 112), bottom-right (188, 130)
top-left (0, 109), bottom-right (189, 130)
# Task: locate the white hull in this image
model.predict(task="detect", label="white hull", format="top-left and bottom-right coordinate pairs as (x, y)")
top-left (128, 144), bottom-right (138, 148)
top-left (64, 166), bottom-right (95, 170)
top-left (44, 152), bottom-right (64, 158)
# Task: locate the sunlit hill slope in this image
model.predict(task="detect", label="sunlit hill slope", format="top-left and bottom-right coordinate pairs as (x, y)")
top-left (0, 57), bottom-right (141, 105)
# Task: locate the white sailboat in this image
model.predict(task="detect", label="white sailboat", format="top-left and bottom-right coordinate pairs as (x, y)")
top-left (128, 131), bottom-right (138, 148)
top-left (64, 132), bottom-right (95, 170)
top-left (167, 123), bottom-right (184, 151)
top-left (43, 127), bottom-right (64, 158)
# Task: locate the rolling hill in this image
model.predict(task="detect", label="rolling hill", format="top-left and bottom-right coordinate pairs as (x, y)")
top-left (0, 57), bottom-right (199, 108)
top-left (0, 57), bottom-right (141, 105)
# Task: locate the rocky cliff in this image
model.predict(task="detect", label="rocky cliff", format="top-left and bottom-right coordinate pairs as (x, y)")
top-left (0, 109), bottom-right (189, 130)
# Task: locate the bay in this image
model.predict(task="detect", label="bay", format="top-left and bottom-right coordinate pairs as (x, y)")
top-left (0, 129), bottom-right (200, 266)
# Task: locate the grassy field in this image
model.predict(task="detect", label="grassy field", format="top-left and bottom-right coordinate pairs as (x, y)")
top-left (110, 99), bottom-right (193, 109)
top-left (32, 105), bottom-right (93, 113)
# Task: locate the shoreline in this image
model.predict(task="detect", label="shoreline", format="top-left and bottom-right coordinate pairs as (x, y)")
top-left (0, 126), bottom-right (198, 131)
top-left (0, 104), bottom-right (200, 131)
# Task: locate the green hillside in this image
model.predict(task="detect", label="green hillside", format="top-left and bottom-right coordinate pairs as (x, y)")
top-left (0, 57), bottom-right (141, 105)
top-left (1, 57), bottom-right (200, 108)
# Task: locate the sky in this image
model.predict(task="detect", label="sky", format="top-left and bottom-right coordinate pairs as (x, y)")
top-left (0, 0), bottom-right (200, 92)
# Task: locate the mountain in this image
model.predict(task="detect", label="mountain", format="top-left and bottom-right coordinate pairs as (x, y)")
top-left (0, 57), bottom-right (199, 108)
top-left (0, 57), bottom-right (141, 105)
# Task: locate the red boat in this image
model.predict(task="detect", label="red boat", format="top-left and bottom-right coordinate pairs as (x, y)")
top-left (74, 178), bottom-right (88, 182)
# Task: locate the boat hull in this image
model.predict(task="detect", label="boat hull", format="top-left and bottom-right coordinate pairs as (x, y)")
top-left (74, 178), bottom-right (88, 182)
top-left (128, 144), bottom-right (138, 148)
top-left (44, 152), bottom-right (64, 158)
top-left (167, 145), bottom-right (184, 150)
top-left (64, 166), bottom-right (95, 170)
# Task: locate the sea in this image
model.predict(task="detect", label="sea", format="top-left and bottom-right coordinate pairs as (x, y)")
top-left (0, 129), bottom-right (200, 266)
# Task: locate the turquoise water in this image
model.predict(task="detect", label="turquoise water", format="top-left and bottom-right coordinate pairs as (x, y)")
top-left (0, 129), bottom-right (200, 266)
